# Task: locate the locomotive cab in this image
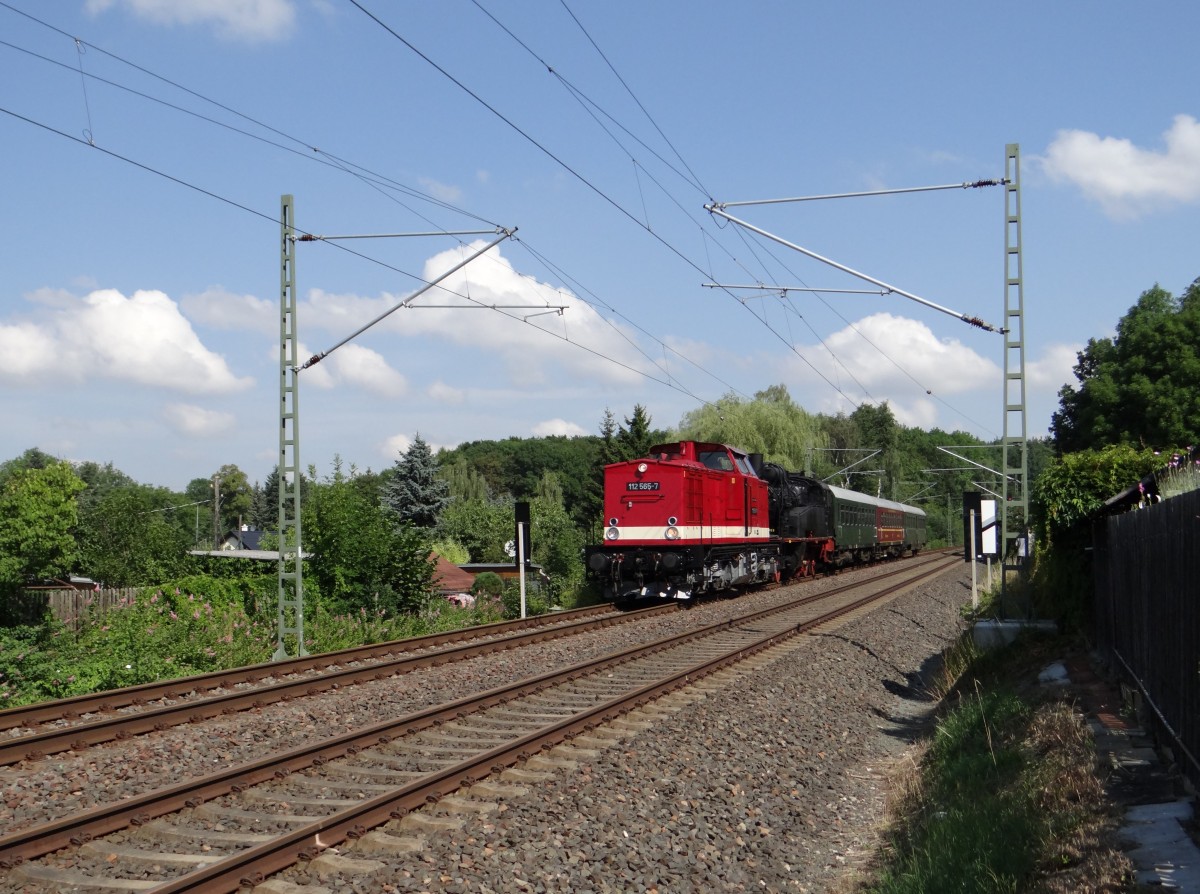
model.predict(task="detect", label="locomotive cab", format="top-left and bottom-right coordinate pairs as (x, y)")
top-left (596, 441), bottom-right (771, 547)
top-left (585, 441), bottom-right (778, 602)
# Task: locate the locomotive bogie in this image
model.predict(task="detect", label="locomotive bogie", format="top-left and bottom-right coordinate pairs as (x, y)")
top-left (584, 542), bottom-right (784, 603)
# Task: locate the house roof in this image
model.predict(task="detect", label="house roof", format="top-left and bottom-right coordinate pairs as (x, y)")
top-left (222, 528), bottom-right (266, 551)
top-left (432, 555), bottom-right (475, 595)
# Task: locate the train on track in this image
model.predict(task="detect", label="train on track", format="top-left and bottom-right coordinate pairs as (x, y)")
top-left (583, 440), bottom-right (926, 603)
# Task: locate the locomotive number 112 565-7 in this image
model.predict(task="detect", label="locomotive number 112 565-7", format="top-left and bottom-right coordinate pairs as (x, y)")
top-left (625, 481), bottom-right (660, 491)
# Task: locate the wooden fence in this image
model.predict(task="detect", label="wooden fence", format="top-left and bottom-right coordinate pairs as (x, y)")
top-left (1093, 488), bottom-right (1200, 792)
top-left (4, 587), bottom-right (141, 630)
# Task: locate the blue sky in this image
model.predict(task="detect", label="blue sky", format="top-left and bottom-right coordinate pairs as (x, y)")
top-left (2, 1), bottom-right (1197, 492)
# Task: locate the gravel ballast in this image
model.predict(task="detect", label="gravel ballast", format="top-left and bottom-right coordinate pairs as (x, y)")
top-left (0, 561), bottom-right (970, 893)
top-left (279, 564), bottom-right (970, 893)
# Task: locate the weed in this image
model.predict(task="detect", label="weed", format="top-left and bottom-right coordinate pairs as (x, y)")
top-left (869, 635), bottom-right (1135, 893)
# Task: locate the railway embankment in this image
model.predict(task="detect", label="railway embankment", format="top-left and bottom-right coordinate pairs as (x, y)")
top-left (232, 562), bottom-right (975, 892)
top-left (6, 560), bottom-right (1187, 892)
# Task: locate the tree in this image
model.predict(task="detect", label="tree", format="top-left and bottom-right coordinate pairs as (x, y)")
top-left (598, 408), bottom-right (619, 466)
top-left (437, 435), bottom-right (601, 529)
top-left (71, 460), bottom-right (136, 506)
top-left (528, 495), bottom-right (584, 602)
top-left (847, 402), bottom-right (900, 495)
top-left (677, 386), bottom-right (825, 469)
top-left (0, 448), bottom-right (60, 480)
top-left (1052, 279), bottom-right (1200, 453)
top-left (212, 464), bottom-right (253, 535)
top-left (76, 484), bottom-right (193, 586)
top-left (304, 460), bottom-right (436, 616)
top-left (1029, 443), bottom-right (1160, 625)
top-left (0, 461), bottom-right (86, 592)
top-left (616, 403), bottom-right (657, 461)
top-left (382, 435), bottom-right (450, 528)
top-left (437, 496), bottom-right (514, 564)
top-left (535, 470), bottom-right (565, 506)
top-left (440, 459), bottom-right (491, 503)
top-left (248, 480), bottom-right (273, 531)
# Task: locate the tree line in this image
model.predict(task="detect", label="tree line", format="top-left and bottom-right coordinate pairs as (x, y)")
top-left (1, 395), bottom-right (1017, 612)
top-left (6, 274), bottom-right (1194, 620)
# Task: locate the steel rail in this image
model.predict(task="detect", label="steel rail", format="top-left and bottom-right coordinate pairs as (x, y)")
top-left (0, 555), bottom-right (957, 871)
top-left (1, 550), bottom-right (955, 762)
top-left (0, 603), bottom-right (671, 765)
top-left (0, 604), bottom-right (621, 733)
top-left (150, 556), bottom-right (960, 893)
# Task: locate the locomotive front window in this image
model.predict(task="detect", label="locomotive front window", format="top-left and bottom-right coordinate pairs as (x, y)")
top-left (699, 450), bottom-right (734, 472)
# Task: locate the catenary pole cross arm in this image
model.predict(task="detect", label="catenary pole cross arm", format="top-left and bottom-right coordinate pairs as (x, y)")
top-left (295, 227), bottom-right (507, 242)
top-left (297, 228), bottom-right (516, 371)
top-left (702, 283), bottom-right (895, 296)
top-left (704, 205), bottom-right (1006, 334)
top-left (708, 178), bottom-right (1008, 210)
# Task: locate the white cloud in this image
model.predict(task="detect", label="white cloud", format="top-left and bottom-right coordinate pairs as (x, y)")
top-left (377, 433), bottom-right (452, 465)
top-left (882, 397), bottom-right (938, 430)
top-left (1027, 343), bottom-right (1081, 392)
top-left (0, 288), bottom-right (251, 394)
top-left (428, 380), bottom-right (466, 404)
top-left (292, 342), bottom-right (335, 390)
top-left (163, 403), bottom-right (236, 436)
top-left (418, 178), bottom-right (463, 203)
top-left (327, 344), bottom-right (408, 398)
top-left (0, 321), bottom-right (58, 377)
top-left (181, 287), bottom-right (276, 335)
top-left (284, 342), bottom-right (406, 398)
top-left (1041, 114), bottom-right (1200, 218)
top-left (85, 0), bottom-right (296, 41)
top-left (801, 312), bottom-right (1000, 395)
top-left (380, 433), bottom-right (412, 461)
top-left (302, 243), bottom-right (653, 387)
top-left (532, 418), bottom-right (588, 438)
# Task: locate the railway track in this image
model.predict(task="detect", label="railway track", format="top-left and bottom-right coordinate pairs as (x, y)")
top-left (0, 603), bottom-right (671, 766)
top-left (0, 553), bottom-right (958, 893)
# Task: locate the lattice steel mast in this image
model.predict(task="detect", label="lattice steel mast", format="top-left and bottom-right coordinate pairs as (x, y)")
top-left (275, 195), bottom-right (306, 659)
top-left (1001, 144), bottom-right (1029, 603)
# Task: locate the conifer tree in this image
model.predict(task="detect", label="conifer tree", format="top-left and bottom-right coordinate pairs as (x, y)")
top-left (616, 404), bottom-right (655, 461)
top-left (382, 434), bottom-right (450, 528)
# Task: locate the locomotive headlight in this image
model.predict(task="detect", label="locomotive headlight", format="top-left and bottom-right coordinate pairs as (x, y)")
top-left (664, 526), bottom-right (680, 541)
top-left (605, 527), bottom-right (620, 541)
top-left (637, 462), bottom-right (648, 474)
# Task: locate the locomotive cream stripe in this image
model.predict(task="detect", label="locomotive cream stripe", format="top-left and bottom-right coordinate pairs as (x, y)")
top-left (608, 525), bottom-right (772, 541)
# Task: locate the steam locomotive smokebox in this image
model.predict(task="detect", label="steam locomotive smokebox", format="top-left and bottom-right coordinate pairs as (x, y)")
top-left (971, 619), bottom-right (1058, 651)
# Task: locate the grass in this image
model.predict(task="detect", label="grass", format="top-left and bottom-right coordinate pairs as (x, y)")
top-left (0, 577), bottom-right (516, 708)
top-left (867, 634), bottom-right (1135, 894)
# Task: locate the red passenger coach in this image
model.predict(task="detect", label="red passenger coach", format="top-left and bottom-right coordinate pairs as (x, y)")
top-left (876, 505), bottom-right (905, 544)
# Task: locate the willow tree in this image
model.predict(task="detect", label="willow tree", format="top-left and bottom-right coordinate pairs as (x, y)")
top-left (676, 385), bottom-right (825, 470)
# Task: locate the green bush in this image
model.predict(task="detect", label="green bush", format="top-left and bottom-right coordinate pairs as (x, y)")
top-left (0, 571), bottom-right (522, 708)
top-left (471, 572), bottom-right (505, 598)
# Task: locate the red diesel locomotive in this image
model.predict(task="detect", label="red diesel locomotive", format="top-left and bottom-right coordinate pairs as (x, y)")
top-left (583, 440), bottom-right (926, 603)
